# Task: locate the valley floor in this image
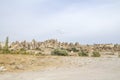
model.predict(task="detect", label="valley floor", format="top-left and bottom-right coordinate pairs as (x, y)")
top-left (0, 54), bottom-right (120, 80)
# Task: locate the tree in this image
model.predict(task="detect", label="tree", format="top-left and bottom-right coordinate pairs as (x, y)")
top-left (3, 36), bottom-right (9, 53)
top-left (0, 42), bottom-right (1, 50)
top-left (5, 37), bottom-right (9, 50)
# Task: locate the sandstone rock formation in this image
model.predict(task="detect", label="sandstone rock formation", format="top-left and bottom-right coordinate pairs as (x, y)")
top-left (0, 39), bottom-right (120, 56)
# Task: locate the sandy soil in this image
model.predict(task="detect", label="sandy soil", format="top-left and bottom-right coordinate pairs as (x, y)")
top-left (0, 55), bottom-right (120, 80)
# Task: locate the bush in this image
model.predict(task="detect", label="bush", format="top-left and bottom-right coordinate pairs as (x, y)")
top-left (0, 49), bottom-right (10, 54)
top-left (71, 47), bottom-right (79, 52)
top-left (92, 51), bottom-right (101, 57)
top-left (9, 49), bottom-right (29, 55)
top-left (66, 47), bottom-right (79, 52)
top-left (18, 49), bottom-right (29, 55)
top-left (78, 50), bottom-right (88, 57)
top-left (51, 49), bottom-right (68, 56)
top-left (0, 49), bottom-right (3, 54)
top-left (118, 52), bottom-right (120, 57)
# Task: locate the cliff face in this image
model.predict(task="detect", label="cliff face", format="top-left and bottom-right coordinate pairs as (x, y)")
top-left (0, 39), bottom-right (120, 55)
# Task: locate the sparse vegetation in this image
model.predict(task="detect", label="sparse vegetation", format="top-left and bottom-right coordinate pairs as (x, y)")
top-left (71, 47), bottom-right (79, 52)
top-left (2, 36), bottom-right (10, 54)
top-left (78, 50), bottom-right (89, 57)
top-left (92, 51), bottom-right (101, 57)
top-left (4, 36), bottom-right (9, 50)
top-left (0, 37), bottom-right (120, 57)
top-left (118, 52), bottom-right (120, 57)
top-left (51, 49), bottom-right (68, 56)
top-left (17, 49), bottom-right (28, 54)
top-left (0, 48), bottom-right (29, 55)
top-left (66, 47), bottom-right (79, 52)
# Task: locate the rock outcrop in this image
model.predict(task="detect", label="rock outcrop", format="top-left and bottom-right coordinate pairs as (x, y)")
top-left (0, 39), bottom-right (120, 56)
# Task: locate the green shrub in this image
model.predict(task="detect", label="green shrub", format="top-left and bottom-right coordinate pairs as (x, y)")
top-left (78, 50), bottom-right (88, 56)
top-left (92, 51), bottom-right (101, 57)
top-left (51, 49), bottom-right (68, 56)
top-left (9, 49), bottom-right (29, 55)
top-left (18, 49), bottom-right (29, 55)
top-left (0, 49), bottom-right (3, 54)
top-left (118, 52), bottom-right (120, 57)
top-left (66, 47), bottom-right (79, 52)
top-left (71, 47), bottom-right (79, 52)
top-left (0, 49), bottom-right (10, 54)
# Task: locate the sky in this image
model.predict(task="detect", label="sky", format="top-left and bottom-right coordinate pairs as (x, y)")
top-left (0, 0), bottom-right (120, 44)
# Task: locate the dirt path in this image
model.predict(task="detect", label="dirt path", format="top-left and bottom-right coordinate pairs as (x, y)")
top-left (0, 57), bottom-right (120, 80)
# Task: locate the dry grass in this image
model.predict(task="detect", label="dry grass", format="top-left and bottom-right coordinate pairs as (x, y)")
top-left (0, 54), bottom-right (61, 72)
top-left (0, 53), bottom-right (118, 73)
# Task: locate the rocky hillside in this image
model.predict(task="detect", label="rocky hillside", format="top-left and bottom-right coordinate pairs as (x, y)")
top-left (0, 39), bottom-right (120, 56)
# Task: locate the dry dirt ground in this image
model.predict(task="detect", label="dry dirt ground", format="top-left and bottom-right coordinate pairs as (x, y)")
top-left (0, 54), bottom-right (120, 80)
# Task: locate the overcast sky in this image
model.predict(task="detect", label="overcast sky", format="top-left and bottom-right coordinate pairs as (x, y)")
top-left (0, 0), bottom-right (120, 44)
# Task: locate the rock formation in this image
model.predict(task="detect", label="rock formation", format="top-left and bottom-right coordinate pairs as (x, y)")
top-left (0, 39), bottom-right (120, 56)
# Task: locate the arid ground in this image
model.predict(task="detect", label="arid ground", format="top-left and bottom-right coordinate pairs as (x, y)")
top-left (0, 54), bottom-right (120, 80)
